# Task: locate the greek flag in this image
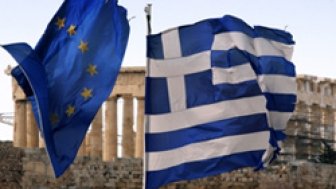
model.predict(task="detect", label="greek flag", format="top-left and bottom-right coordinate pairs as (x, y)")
top-left (145, 15), bottom-right (295, 189)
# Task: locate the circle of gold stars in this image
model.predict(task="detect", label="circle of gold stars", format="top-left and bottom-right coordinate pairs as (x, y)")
top-left (54, 15), bottom-right (99, 121)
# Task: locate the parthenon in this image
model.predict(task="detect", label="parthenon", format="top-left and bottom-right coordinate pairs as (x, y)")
top-left (11, 67), bottom-right (145, 161)
top-left (9, 67), bottom-right (336, 161)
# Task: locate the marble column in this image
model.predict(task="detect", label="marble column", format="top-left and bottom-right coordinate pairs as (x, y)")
top-left (103, 97), bottom-right (118, 161)
top-left (135, 97), bottom-right (144, 158)
top-left (90, 108), bottom-right (103, 158)
top-left (39, 134), bottom-right (45, 148)
top-left (26, 102), bottom-right (39, 148)
top-left (122, 95), bottom-right (134, 158)
top-left (14, 100), bottom-right (27, 148)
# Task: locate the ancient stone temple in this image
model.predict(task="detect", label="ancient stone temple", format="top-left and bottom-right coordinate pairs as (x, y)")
top-left (11, 67), bottom-right (145, 160)
top-left (282, 75), bottom-right (336, 161)
top-left (10, 67), bottom-right (336, 161)
top-left (4, 67), bottom-right (336, 188)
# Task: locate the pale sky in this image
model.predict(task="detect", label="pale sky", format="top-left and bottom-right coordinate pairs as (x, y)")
top-left (0, 0), bottom-right (336, 140)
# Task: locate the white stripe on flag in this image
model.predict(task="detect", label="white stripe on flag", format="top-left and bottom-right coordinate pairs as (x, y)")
top-left (147, 96), bottom-right (267, 133)
top-left (212, 63), bottom-right (257, 85)
top-left (167, 76), bottom-right (187, 112)
top-left (268, 111), bottom-right (293, 130)
top-left (161, 28), bottom-right (182, 58)
top-left (258, 75), bottom-right (296, 94)
top-left (149, 51), bottom-right (211, 77)
top-left (147, 131), bottom-right (270, 171)
top-left (212, 32), bottom-right (294, 61)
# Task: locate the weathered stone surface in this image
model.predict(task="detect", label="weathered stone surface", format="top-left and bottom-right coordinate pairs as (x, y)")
top-left (0, 142), bottom-right (23, 189)
top-left (1, 141), bottom-right (336, 189)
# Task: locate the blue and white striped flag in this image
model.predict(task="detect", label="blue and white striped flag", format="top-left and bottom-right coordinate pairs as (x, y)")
top-left (145, 15), bottom-right (295, 189)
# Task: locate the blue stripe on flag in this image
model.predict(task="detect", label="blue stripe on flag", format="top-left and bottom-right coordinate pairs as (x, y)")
top-left (211, 49), bottom-right (250, 68)
top-left (146, 150), bottom-right (265, 189)
top-left (211, 50), bottom-right (295, 76)
top-left (254, 56), bottom-right (295, 76)
top-left (146, 113), bottom-right (268, 152)
top-left (185, 70), bottom-right (262, 108)
top-left (254, 26), bottom-right (295, 45)
top-left (273, 129), bottom-right (287, 141)
top-left (213, 80), bottom-right (262, 102)
top-left (179, 21), bottom-right (214, 57)
top-left (145, 77), bottom-right (171, 114)
top-left (147, 15), bottom-right (294, 60)
top-left (265, 93), bottom-right (296, 112)
top-left (210, 15), bottom-right (295, 45)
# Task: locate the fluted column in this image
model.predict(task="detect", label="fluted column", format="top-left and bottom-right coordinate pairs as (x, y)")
top-left (90, 108), bottom-right (103, 158)
top-left (26, 102), bottom-right (39, 148)
top-left (103, 97), bottom-right (118, 161)
top-left (122, 95), bottom-right (134, 158)
top-left (135, 97), bottom-right (144, 158)
top-left (39, 134), bottom-right (45, 148)
top-left (14, 100), bottom-right (27, 148)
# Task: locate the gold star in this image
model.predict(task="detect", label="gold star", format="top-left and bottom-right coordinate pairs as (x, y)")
top-left (81, 88), bottom-right (93, 101)
top-left (55, 17), bottom-right (66, 29)
top-left (67, 24), bottom-right (76, 36)
top-left (66, 105), bottom-right (75, 117)
top-left (50, 113), bottom-right (59, 125)
top-left (86, 64), bottom-right (98, 76)
top-left (78, 40), bottom-right (88, 53)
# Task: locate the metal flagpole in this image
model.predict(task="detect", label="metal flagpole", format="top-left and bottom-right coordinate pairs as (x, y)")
top-left (145, 4), bottom-right (152, 35)
top-left (145, 3), bottom-right (152, 75)
top-left (143, 4), bottom-right (152, 189)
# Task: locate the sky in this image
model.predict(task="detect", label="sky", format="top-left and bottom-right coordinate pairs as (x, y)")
top-left (0, 0), bottom-right (336, 140)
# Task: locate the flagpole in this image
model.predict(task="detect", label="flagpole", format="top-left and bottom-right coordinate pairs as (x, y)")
top-left (143, 4), bottom-right (152, 189)
top-left (145, 3), bottom-right (152, 75)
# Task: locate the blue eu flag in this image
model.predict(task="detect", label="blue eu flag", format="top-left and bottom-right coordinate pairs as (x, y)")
top-left (1, 0), bottom-right (129, 177)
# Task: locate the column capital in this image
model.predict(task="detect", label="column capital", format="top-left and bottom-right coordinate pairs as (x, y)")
top-left (107, 95), bottom-right (118, 101)
top-left (135, 96), bottom-right (145, 100)
top-left (122, 94), bottom-right (133, 99)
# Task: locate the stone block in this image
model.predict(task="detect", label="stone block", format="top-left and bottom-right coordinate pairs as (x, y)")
top-left (34, 162), bottom-right (46, 175)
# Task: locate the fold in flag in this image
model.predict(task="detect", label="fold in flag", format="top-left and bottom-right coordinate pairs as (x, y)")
top-left (145, 15), bottom-right (295, 189)
top-left (1, 0), bottom-right (129, 177)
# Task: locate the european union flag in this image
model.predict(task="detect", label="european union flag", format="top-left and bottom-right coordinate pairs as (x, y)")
top-left (1, 0), bottom-right (129, 177)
